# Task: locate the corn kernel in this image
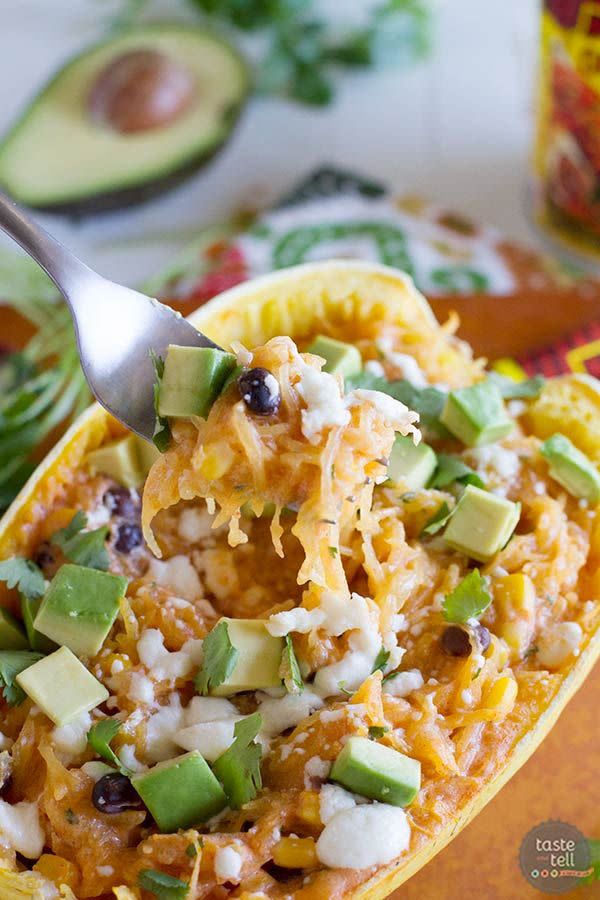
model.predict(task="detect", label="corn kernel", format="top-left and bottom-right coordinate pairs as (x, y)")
top-left (494, 574), bottom-right (536, 660)
top-left (199, 443), bottom-right (234, 480)
top-left (490, 358), bottom-right (526, 382)
top-left (113, 888), bottom-right (140, 900)
top-left (34, 855), bottom-right (79, 892)
top-left (483, 674), bottom-right (518, 717)
top-left (272, 837), bottom-right (318, 869)
top-left (297, 791), bottom-right (321, 827)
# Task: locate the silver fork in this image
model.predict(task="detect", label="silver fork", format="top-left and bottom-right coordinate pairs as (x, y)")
top-left (0, 192), bottom-right (220, 441)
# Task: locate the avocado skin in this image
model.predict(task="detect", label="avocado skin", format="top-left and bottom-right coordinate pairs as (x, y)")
top-left (0, 24), bottom-right (250, 216)
top-left (23, 106), bottom-right (246, 216)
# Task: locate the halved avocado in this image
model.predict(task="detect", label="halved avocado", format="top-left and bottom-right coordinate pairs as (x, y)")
top-left (0, 25), bottom-right (250, 214)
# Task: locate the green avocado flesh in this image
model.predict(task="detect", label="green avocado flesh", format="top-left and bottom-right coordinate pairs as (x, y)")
top-left (16, 646), bottom-right (109, 726)
top-left (132, 751), bottom-right (227, 832)
top-left (443, 484), bottom-right (520, 563)
top-left (33, 564), bottom-right (126, 657)
top-left (307, 335), bottom-right (362, 377)
top-left (87, 434), bottom-right (159, 489)
top-left (210, 618), bottom-right (284, 696)
top-left (0, 608), bottom-right (29, 651)
top-left (441, 382), bottom-right (513, 447)
top-left (158, 345), bottom-right (237, 419)
top-left (387, 434), bottom-right (437, 491)
top-left (0, 25), bottom-right (249, 213)
top-left (541, 433), bottom-right (600, 504)
top-left (330, 735), bottom-right (421, 806)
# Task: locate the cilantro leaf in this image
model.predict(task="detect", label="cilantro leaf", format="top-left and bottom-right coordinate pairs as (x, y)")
top-left (212, 712), bottom-right (263, 809)
top-left (429, 454), bottom-right (485, 490)
top-left (0, 650), bottom-right (43, 706)
top-left (279, 635), bottom-right (303, 694)
top-left (150, 351), bottom-right (171, 453)
top-left (0, 557), bottom-right (45, 600)
top-left (87, 718), bottom-right (131, 775)
top-left (487, 372), bottom-right (545, 400)
top-left (138, 869), bottom-right (189, 900)
top-left (421, 501), bottom-right (453, 536)
top-left (371, 647), bottom-right (390, 674)
top-left (345, 372), bottom-right (448, 435)
top-left (195, 621), bottom-right (238, 695)
top-left (368, 725), bottom-right (388, 740)
top-left (50, 511), bottom-right (109, 571)
top-left (442, 570), bottom-right (491, 623)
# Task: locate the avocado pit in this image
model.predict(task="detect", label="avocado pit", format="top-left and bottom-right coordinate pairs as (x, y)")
top-left (88, 49), bottom-right (195, 134)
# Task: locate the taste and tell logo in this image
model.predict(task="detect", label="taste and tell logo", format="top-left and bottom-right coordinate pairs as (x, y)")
top-left (519, 820), bottom-right (592, 894)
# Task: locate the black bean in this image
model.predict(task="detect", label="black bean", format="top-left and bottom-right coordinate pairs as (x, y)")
top-left (238, 367), bottom-right (281, 416)
top-left (92, 772), bottom-right (145, 814)
top-left (441, 625), bottom-right (472, 657)
top-left (34, 543), bottom-right (55, 570)
top-left (473, 623), bottom-right (491, 653)
top-left (103, 486), bottom-right (139, 519)
top-left (114, 522), bottom-right (143, 553)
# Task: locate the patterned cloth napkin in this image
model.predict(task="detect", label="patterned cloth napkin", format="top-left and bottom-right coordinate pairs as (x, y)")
top-left (157, 166), bottom-right (600, 375)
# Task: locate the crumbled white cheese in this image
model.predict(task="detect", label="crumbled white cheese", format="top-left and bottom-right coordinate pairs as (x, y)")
top-left (266, 606), bottom-right (326, 637)
top-left (85, 505), bottom-right (111, 529)
top-left (507, 400), bottom-right (527, 418)
top-left (0, 799), bottom-right (45, 859)
top-left (376, 339), bottom-right (428, 387)
top-left (316, 803), bottom-right (410, 869)
top-left (185, 696), bottom-right (238, 724)
top-left (296, 364), bottom-right (350, 444)
top-left (178, 506), bottom-right (215, 543)
top-left (319, 783), bottom-right (357, 824)
top-left (258, 691), bottom-right (324, 736)
top-left (214, 845), bottom-right (243, 883)
top-left (470, 445), bottom-right (521, 481)
top-left (383, 669), bottom-right (424, 698)
top-left (96, 866), bottom-right (114, 877)
top-left (110, 658), bottom-right (124, 675)
top-left (0, 733), bottom-right (12, 752)
top-left (81, 761), bottom-right (112, 782)
top-left (144, 695), bottom-right (185, 762)
top-left (128, 672), bottom-right (155, 706)
top-left (364, 360), bottom-right (385, 377)
top-left (147, 554), bottom-right (202, 601)
top-left (313, 593), bottom-right (382, 698)
top-left (118, 744), bottom-right (147, 773)
top-left (304, 756), bottom-right (331, 789)
top-left (52, 711), bottom-right (92, 764)
top-left (137, 629), bottom-right (203, 683)
top-left (537, 621), bottom-right (583, 669)
top-left (348, 389), bottom-right (420, 438)
top-left (175, 720), bottom-right (239, 762)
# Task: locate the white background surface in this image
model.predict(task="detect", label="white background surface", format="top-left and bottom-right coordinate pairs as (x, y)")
top-left (0, 0), bottom-right (540, 287)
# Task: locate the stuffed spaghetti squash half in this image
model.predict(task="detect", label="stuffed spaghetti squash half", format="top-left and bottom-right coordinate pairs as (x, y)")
top-left (0, 261), bottom-right (598, 900)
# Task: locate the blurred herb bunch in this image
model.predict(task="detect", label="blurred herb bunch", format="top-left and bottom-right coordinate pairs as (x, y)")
top-left (113, 0), bottom-right (432, 106)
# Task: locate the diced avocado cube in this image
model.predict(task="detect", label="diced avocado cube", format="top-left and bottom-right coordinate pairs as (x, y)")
top-left (540, 433), bottom-right (600, 504)
top-left (132, 751), bottom-right (227, 832)
top-left (443, 484), bottom-right (520, 563)
top-left (87, 435), bottom-right (143, 489)
top-left (441, 382), bottom-right (514, 447)
top-left (16, 646), bottom-right (109, 726)
top-left (20, 595), bottom-right (57, 654)
top-left (158, 345), bottom-right (237, 419)
top-left (33, 564), bottom-right (126, 658)
top-left (87, 434), bottom-right (160, 489)
top-left (387, 435), bottom-right (437, 491)
top-left (0, 608), bottom-right (29, 651)
top-left (330, 735), bottom-right (421, 807)
top-left (307, 335), bottom-right (362, 377)
top-left (212, 618), bottom-right (284, 696)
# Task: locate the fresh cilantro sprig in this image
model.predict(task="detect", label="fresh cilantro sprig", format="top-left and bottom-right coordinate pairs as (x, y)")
top-left (138, 869), bottom-right (189, 900)
top-left (87, 718), bottom-right (131, 776)
top-left (280, 635), bottom-right (303, 693)
top-left (213, 712), bottom-right (263, 809)
top-left (442, 570), bottom-right (492, 624)
top-left (51, 511), bottom-right (109, 571)
top-left (345, 371), bottom-right (448, 436)
top-left (429, 454), bottom-right (484, 491)
top-left (195, 621), bottom-right (238, 695)
top-left (150, 351), bottom-right (171, 453)
top-left (487, 372), bottom-right (545, 400)
top-left (421, 501), bottom-right (453, 536)
top-left (0, 650), bottom-right (43, 706)
top-left (371, 647), bottom-right (390, 674)
top-left (0, 557), bottom-right (45, 600)
top-left (368, 725), bottom-right (389, 739)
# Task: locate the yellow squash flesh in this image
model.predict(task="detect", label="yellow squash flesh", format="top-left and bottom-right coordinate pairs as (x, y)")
top-left (0, 260), bottom-right (598, 899)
